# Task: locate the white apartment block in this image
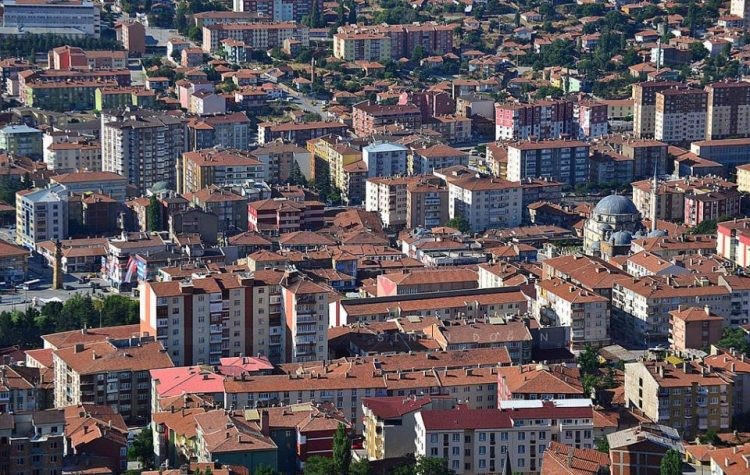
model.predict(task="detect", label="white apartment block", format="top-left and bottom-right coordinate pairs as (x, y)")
top-left (414, 400), bottom-right (594, 474)
top-left (535, 278), bottom-right (610, 350)
top-left (731, 0), bottom-right (750, 27)
top-left (3, 0), bottom-right (101, 37)
top-left (365, 176), bottom-right (414, 228)
top-left (15, 184), bottom-right (69, 249)
top-left (447, 176), bottom-right (522, 232)
top-left (362, 142), bottom-right (408, 178)
top-left (654, 88), bottom-right (707, 143)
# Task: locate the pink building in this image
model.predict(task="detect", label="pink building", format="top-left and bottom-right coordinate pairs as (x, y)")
top-left (684, 189), bottom-right (741, 227)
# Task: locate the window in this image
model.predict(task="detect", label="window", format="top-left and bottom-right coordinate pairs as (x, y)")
top-left (479, 432), bottom-right (487, 442)
top-left (518, 445), bottom-right (525, 454)
top-left (430, 434), bottom-right (438, 444)
top-left (517, 459), bottom-right (525, 468)
top-left (479, 446), bottom-right (486, 455)
top-left (452, 433), bottom-right (460, 442)
top-left (452, 447), bottom-right (459, 456)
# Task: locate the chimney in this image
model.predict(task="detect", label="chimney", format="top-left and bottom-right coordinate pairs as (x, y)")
top-left (261, 410), bottom-right (270, 436)
top-left (567, 449), bottom-right (574, 468)
top-left (74, 343), bottom-right (84, 353)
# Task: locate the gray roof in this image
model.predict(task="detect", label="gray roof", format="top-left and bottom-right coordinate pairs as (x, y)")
top-left (0, 124), bottom-right (41, 135)
top-left (363, 142), bottom-right (408, 153)
top-left (593, 194), bottom-right (639, 216)
top-left (607, 423), bottom-right (682, 451)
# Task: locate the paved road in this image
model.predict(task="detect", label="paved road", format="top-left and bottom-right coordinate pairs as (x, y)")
top-left (277, 83), bottom-right (328, 118)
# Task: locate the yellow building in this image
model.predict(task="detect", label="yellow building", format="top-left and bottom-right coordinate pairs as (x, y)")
top-left (333, 32), bottom-right (391, 62)
top-left (307, 136), bottom-right (362, 196)
top-left (738, 163), bottom-right (750, 193)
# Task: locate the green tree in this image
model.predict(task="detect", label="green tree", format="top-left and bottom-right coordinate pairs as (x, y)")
top-left (303, 456), bottom-right (333, 475)
top-left (254, 465), bottom-right (279, 475)
top-left (350, 459), bottom-right (370, 475)
top-left (578, 344), bottom-right (599, 375)
top-left (445, 216), bottom-right (470, 233)
top-left (289, 160), bottom-right (308, 186)
top-left (411, 45), bottom-right (426, 63)
top-left (698, 429), bottom-right (719, 444)
top-left (660, 449), bottom-right (682, 475)
top-left (414, 456), bottom-right (454, 475)
top-left (595, 437), bottom-right (609, 453)
top-left (333, 423), bottom-right (351, 474)
top-left (716, 327), bottom-right (750, 355)
top-left (146, 195), bottom-right (163, 231)
top-left (127, 427), bottom-right (155, 469)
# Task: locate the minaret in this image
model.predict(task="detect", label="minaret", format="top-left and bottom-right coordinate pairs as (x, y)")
top-left (655, 38), bottom-right (662, 72)
top-left (650, 166), bottom-right (658, 233)
top-left (52, 239), bottom-right (63, 290)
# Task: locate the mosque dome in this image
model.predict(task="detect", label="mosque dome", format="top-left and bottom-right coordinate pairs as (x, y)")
top-left (593, 195), bottom-right (639, 216)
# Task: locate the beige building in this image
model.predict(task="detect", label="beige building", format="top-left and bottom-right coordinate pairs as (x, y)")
top-left (53, 338), bottom-right (173, 425)
top-left (731, 0), bottom-right (750, 28)
top-left (624, 360), bottom-right (732, 439)
top-left (705, 81), bottom-right (750, 139)
top-left (631, 175), bottom-right (736, 223)
top-left (181, 148), bottom-right (264, 194)
top-left (737, 163), bottom-right (750, 192)
top-left (654, 87), bottom-right (707, 143)
top-left (365, 176), bottom-right (437, 228)
top-left (281, 272), bottom-right (330, 363)
top-left (333, 32), bottom-right (391, 62)
top-left (632, 81), bottom-right (681, 138)
top-left (446, 174), bottom-right (523, 232)
top-left (44, 139), bottom-right (101, 172)
top-left (535, 277), bottom-right (610, 350)
top-left (669, 305), bottom-right (724, 352)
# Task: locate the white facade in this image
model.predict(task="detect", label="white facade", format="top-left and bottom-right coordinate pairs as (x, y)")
top-left (362, 142), bottom-right (408, 178)
top-left (365, 178), bottom-right (409, 228)
top-left (15, 185), bottom-right (69, 249)
top-left (3, 0), bottom-right (101, 37)
top-left (447, 179), bottom-right (522, 232)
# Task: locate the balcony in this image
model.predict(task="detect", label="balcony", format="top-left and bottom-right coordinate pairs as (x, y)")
top-left (297, 324), bottom-right (317, 334)
top-left (297, 314), bottom-right (317, 324)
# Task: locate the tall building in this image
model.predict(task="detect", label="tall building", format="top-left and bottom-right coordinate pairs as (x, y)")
top-left (0, 410), bottom-right (65, 475)
top-left (705, 81), bottom-right (750, 139)
top-left (445, 175), bottom-right (522, 232)
top-left (362, 142), bottom-right (408, 178)
top-left (333, 32), bottom-right (391, 62)
top-left (654, 87), bottom-right (707, 143)
top-left (406, 180), bottom-right (448, 229)
top-left (118, 20), bottom-right (146, 55)
top-left (15, 185), bottom-right (69, 249)
top-left (101, 110), bottom-right (186, 193)
top-left (141, 271), bottom-right (290, 365)
top-left (181, 148), bottom-right (264, 194)
top-left (202, 22), bottom-right (308, 53)
top-left (352, 102), bottom-right (422, 137)
top-left (0, 124), bottom-right (42, 159)
top-left (731, 0), bottom-right (750, 28)
top-left (187, 112), bottom-right (253, 151)
top-left (495, 100), bottom-right (574, 141)
top-left (632, 81), bottom-right (681, 138)
top-left (366, 176), bottom-right (439, 228)
top-left (506, 140), bottom-right (590, 187)
top-left (281, 272), bottom-right (329, 363)
top-left (2, 0), bottom-right (101, 37)
top-left (334, 22), bottom-right (453, 61)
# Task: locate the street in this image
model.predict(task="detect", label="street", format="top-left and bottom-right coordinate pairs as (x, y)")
top-left (277, 83), bottom-right (328, 117)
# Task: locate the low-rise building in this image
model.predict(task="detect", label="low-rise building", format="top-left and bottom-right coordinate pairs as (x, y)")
top-left (607, 424), bottom-right (682, 475)
top-left (669, 306), bottom-right (724, 352)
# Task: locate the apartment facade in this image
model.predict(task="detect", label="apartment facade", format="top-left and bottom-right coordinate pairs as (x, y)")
top-left (281, 273), bottom-right (329, 363)
top-left (366, 176), bottom-right (438, 228)
top-left (202, 22), bottom-right (308, 52)
top-left (495, 100), bottom-right (574, 140)
top-left (233, 0), bottom-right (323, 22)
top-left (181, 148), bottom-right (264, 194)
top-left (44, 139), bottom-right (101, 172)
top-left (446, 176), bottom-right (522, 232)
top-left (705, 81), bottom-right (750, 139)
top-left (506, 140), bottom-right (590, 187)
top-left (352, 102), bottom-right (422, 137)
top-left (252, 142), bottom-right (312, 184)
top-left (15, 185), bottom-right (69, 249)
top-left (406, 180), bottom-right (449, 229)
top-left (258, 121), bottom-right (349, 146)
top-left (187, 112), bottom-right (253, 151)
top-left (654, 87), bottom-right (708, 143)
top-left (362, 142), bottom-right (408, 178)
top-left (3, 0), bottom-right (101, 37)
top-left (624, 361), bottom-right (732, 438)
top-left (632, 81), bottom-right (681, 138)
top-left (333, 32), bottom-right (391, 62)
top-left (334, 23), bottom-right (453, 61)
top-left (101, 111), bottom-right (187, 194)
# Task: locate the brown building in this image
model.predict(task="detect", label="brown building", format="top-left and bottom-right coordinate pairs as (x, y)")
top-left (632, 81), bottom-right (682, 138)
top-left (406, 179), bottom-right (448, 229)
top-left (618, 139), bottom-right (669, 179)
top-left (248, 198), bottom-right (324, 236)
top-left (64, 404), bottom-right (129, 473)
top-left (607, 423), bottom-right (682, 475)
top-left (352, 102), bottom-right (422, 137)
top-left (0, 410), bottom-right (65, 475)
top-left (375, 268), bottom-right (477, 296)
top-left (705, 80), bottom-right (750, 139)
top-left (258, 121), bottom-right (349, 146)
top-left (669, 305), bottom-right (724, 352)
top-left (187, 185), bottom-right (248, 233)
top-left (119, 20), bottom-right (146, 55)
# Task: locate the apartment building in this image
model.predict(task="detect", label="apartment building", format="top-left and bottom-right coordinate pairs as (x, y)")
top-left (52, 338), bottom-right (173, 425)
top-left (607, 424), bottom-right (683, 475)
top-left (705, 349), bottom-right (750, 416)
top-left (362, 142), bottom-right (408, 178)
top-left (669, 306), bottom-right (724, 352)
top-left (333, 32), bottom-right (391, 62)
top-left (222, 349), bottom-right (508, 431)
top-left (181, 148), bottom-right (264, 194)
top-left (118, 19), bottom-right (146, 54)
top-left (0, 365), bottom-right (45, 412)
top-left (101, 110), bottom-right (187, 194)
top-left (446, 175), bottom-right (522, 232)
top-left (631, 175), bottom-right (736, 223)
top-left (624, 360), bottom-right (732, 439)
top-left (495, 100), bottom-right (574, 140)
top-left (414, 400), bottom-right (594, 474)
top-left (654, 87), bottom-right (708, 143)
top-left (410, 144), bottom-right (469, 175)
top-left (250, 142), bottom-right (312, 184)
top-left (194, 10), bottom-right (268, 27)
top-left (44, 138), bottom-right (101, 172)
top-left (334, 22), bottom-right (453, 61)
top-left (731, 0), bottom-right (750, 27)
top-left (306, 135), bottom-right (363, 202)
top-left (2, 0), bottom-right (101, 37)
top-left (690, 137), bottom-right (750, 170)
top-left (717, 218), bottom-right (750, 267)
top-left (103, 232), bottom-right (168, 291)
top-left (188, 185), bottom-right (248, 232)
top-left (15, 185), bottom-right (69, 249)
top-left (141, 271), bottom-right (291, 365)
top-left (506, 140), bottom-right (590, 187)
top-left (23, 79), bottom-right (119, 112)
top-left (335, 287), bottom-right (528, 325)
top-left (612, 275), bottom-right (731, 347)
top-left (233, 0), bottom-right (323, 22)
top-left (366, 176), bottom-right (439, 228)
top-left (406, 179), bottom-right (449, 229)
top-left (632, 81), bottom-right (681, 138)
top-left (577, 101), bottom-right (608, 139)
top-left (0, 124), bottom-right (42, 159)
top-left (705, 81), bottom-right (750, 139)
top-left (352, 102), bottom-right (422, 137)
top-left (187, 112), bottom-right (253, 151)
top-left (497, 364), bottom-right (584, 401)
top-left (50, 171), bottom-right (128, 202)
top-left (95, 86), bottom-right (156, 112)
top-left (248, 198), bottom-right (324, 235)
top-left (202, 22), bottom-right (308, 52)
top-left (0, 410), bottom-right (65, 475)
top-left (258, 121), bottom-right (349, 146)
top-left (281, 273), bottom-right (329, 363)
top-left (618, 139), bottom-right (669, 179)
top-left (376, 268), bottom-right (477, 297)
top-left (708, 443), bottom-right (750, 475)
top-left (535, 278), bottom-right (610, 350)
top-left (684, 188), bottom-right (741, 226)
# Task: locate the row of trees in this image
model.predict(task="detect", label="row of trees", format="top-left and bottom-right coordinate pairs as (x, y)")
top-left (0, 34), bottom-right (121, 60)
top-left (0, 294), bottom-right (139, 349)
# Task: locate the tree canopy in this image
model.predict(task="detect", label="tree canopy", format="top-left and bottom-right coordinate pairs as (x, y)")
top-left (660, 449), bottom-right (682, 475)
